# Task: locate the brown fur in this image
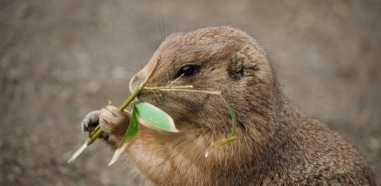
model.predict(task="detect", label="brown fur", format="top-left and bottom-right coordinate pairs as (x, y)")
top-left (82, 26), bottom-right (375, 185)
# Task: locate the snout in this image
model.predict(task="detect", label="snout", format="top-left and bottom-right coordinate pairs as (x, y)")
top-left (129, 74), bottom-right (138, 93)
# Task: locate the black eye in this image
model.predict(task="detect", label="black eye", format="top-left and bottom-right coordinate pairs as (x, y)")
top-left (176, 65), bottom-right (200, 78)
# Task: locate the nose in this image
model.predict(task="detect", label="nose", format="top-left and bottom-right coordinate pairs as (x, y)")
top-left (129, 74), bottom-right (138, 93)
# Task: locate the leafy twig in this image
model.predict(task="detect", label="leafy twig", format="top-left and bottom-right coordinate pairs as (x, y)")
top-left (67, 88), bottom-right (141, 163)
top-left (68, 59), bottom-right (159, 163)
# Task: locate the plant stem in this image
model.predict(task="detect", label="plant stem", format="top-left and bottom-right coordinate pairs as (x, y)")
top-left (143, 87), bottom-right (221, 95)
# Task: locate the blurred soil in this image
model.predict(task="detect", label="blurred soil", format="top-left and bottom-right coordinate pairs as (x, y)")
top-left (1, 0), bottom-right (380, 185)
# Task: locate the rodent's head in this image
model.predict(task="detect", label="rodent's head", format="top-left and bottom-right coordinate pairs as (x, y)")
top-left (130, 26), bottom-right (277, 133)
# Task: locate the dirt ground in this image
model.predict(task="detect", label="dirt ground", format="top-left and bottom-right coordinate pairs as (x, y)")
top-left (1, 0), bottom-right (380, 185)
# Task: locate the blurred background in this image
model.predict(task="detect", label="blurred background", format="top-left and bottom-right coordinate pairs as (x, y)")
top-left (1, 0), bottom-right (380, 185)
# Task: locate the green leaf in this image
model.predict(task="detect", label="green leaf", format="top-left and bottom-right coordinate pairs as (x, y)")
top-left (117, 107), bottom-right (139, 149)
top-left (224, 100), bottom-right (237, 136)
top-left (205, 136), bottom-right (236, 157)
top-left (208, 135), bottom-right (236, 150)
top-left (109, 107), bottom-right (139, 166)
top-left (205, 99), bottom-right (237, 157)
top-left (134, 101), bottom-right (179, 133)
top-left (109, 141), bottom-right (129, 166)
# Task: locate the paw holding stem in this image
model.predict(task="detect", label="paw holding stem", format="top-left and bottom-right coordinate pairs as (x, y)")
top-left (68, 87), bottom-right (141, 163)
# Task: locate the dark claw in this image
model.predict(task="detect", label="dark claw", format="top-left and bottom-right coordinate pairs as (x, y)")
top-left (81, 110), bottom-right (101, 134)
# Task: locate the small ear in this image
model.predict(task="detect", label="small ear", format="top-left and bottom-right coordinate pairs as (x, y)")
top-left (229, 52), bottom-right (249, 80)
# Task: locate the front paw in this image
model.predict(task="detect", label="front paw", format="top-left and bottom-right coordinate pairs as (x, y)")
top-left (81, 110), bottom-right (109, 140)
top-left (81, 106), bottom-right (130, 148)
top-left (81, 110), bottom-right (101, 134)
top-left (98, 106), bottom-right (130, 148)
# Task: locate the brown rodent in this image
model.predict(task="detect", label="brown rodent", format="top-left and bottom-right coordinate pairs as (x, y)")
top-left (82, 26), bottom-right (375, 185)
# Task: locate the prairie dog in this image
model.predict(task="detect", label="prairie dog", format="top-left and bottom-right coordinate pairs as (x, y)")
top-left (82, 26), bottom-right (375, 185)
